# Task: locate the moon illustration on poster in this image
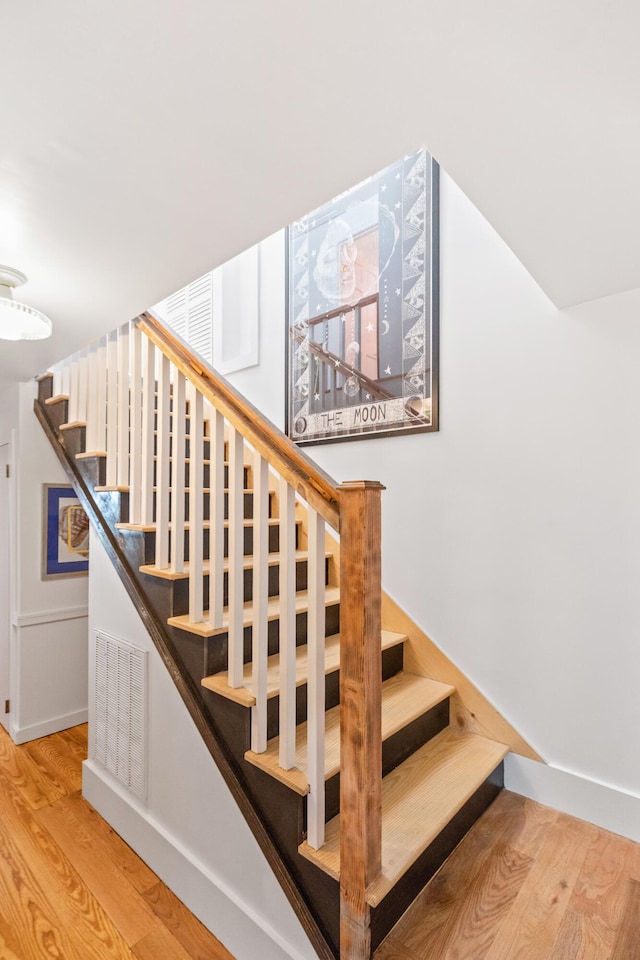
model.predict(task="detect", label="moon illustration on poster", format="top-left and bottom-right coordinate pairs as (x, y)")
top-left (344, 375), bottom-right (360, 397)
top-left (381, 319), bottom-right (390, 336)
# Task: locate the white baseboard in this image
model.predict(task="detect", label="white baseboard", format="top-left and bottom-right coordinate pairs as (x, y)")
top-left (13, 707), bottom-right (88, 744)
top-left (82, 760), bottom-right (313, 960)
top-left (505, 754), bottom-right (640, 842)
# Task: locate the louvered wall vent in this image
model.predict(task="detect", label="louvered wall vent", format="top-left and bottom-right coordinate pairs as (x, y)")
top-left (164, 271), bottom-right (213, 363)
top-left (91, 631), bottom-right (148, 803)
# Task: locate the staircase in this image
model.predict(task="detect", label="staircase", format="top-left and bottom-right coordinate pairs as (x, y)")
top-left (34, 313), bottom-right (534, 960)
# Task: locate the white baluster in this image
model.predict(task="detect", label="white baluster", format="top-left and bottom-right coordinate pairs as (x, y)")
top-left (209, 407), bottom-right (225, 628)
top-left (188, 382), bottom-right (204, 622)
top-left (306, 507), bottom-right (326, 850)
top-left (170, 370), bottom-right (186, 574)
top-left (117, 324), bottom-right (130, 489)
top-left (51, 363), bottom-right (62, 399)
top-left (68, 353), bottom-right (80, 424)
top-left (227, 427), bottom-right (245, 688)
top-left (94, 337), bottom-right (108, 454)
top-left (85, 344), bottom-right (98, 451)
top-left (251, 452), bottom-right (269, 753)
top-left (77, 348), bottom-right (89, 428)
top-left (155, 351), bottom-right (171, 569)
top-left (202, 399), bottom-right (214, 619)
top-left (105, 330), bottom-right (118, 486)
top-left (279, 480), bottom-right (297, 770)
top-left (61, 361), bottom-right (71, 409)
top-left (140, 335), bottom-right (155, 527)
top-left (129, 324), bottom-right (143, 524)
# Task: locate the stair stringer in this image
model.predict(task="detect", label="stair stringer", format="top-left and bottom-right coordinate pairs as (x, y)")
top-left (33, 396), bottom-right (337, 960)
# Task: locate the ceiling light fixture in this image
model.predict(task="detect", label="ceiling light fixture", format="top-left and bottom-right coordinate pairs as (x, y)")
top-left (0, 266), bottom-right (52, 341)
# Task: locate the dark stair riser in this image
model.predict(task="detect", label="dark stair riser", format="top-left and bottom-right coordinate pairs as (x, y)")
top-left (37, 375), bottom-right (54, 405)
top-left (60, 424), bottom-right (87, 459)
top-left (77, 453), bottom-right (107, 487)
top-left (139, 521), bottom-right (299, 564)
top-left (129, 490), bottom-right (263, 525)
top-left (199, 603), bottom-right (342, 678)
top-left (168, 558), bottom-right (323, 617)
top-left (199, 636), bottom-right (402, 743)
top-left (156, 435), bottom-right (211, 460)
top-left (149, 489), bottom-right (275, 524)
top-left (322, 697), bottom-right (450, 822)
top-left (153, 462), bottom-right (251, 491)
top-left (95, 490), bottom-right (130, 532)
top-left (44, 397), bottom-right (70, 431)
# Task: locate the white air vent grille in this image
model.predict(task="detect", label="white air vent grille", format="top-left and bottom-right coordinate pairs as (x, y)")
top-left (159, 272), bottom-right (213, 363)
top-left (91, 631), bottom-right (148, 803)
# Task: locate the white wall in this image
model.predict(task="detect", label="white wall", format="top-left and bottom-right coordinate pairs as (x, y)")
top-left (78, 167), bottom-right (640, 957)
top-left (0, 380), bottom-right (88, 742)
top-left (84, 529), bottom-right (314, 960)
top-left (222, 176), bottom-right (640, 819)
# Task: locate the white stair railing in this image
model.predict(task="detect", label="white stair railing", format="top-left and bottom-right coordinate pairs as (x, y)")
top-left (40, 310), bottom-right (389, 957)
top-left (45, 314), bottom-right (349, 852)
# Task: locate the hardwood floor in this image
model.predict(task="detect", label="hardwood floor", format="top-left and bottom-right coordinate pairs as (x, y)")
top-left (374, 789), bottom-right (640, 960)
top-left (2, 724), bottom-right (640, 960)
top-left (0, 724), bottom-right (234, 960)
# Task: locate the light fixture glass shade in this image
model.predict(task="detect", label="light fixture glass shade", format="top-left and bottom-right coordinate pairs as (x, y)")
top-left (0, 266), bottom-right (52, 341)
top-left (0, 298), bottom-right (53, 340)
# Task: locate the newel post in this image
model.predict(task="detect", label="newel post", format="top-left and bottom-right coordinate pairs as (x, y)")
top-left (338, 479), bottom-right (385, 960)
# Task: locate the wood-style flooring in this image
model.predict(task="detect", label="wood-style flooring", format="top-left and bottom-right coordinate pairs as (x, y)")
top-left (374, 788), bottom-right (640, 960)
top-left (0, 723), bottom-right (234, 960)
top-left (2, 722), bottom-right (640, 960)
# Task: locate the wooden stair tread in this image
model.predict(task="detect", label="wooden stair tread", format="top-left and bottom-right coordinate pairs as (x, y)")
top-left (76, 450), bottom-right (107, 459)
top-left (44, 394), bottom-right (69, 404)
top-left (245, 672), bottom-right (454, 795)
top-left (201, 629), bottom-right (406, 707)
top-left (115, 517), bottom-right (301, 532)
top-left (298, 728), bottom-right (509, 906)
top-left (150, 487), bottom-right (274, 496)
top-left (152, 427), bottom-right (209, 437)
top-left (139, 550), bottom-right (330, 581)
top-left (59, 420), bottom-right (86, 431)
top-left (172, 585), bottom-right (342, 638)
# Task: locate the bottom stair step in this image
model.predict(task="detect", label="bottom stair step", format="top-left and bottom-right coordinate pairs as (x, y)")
top-left (299, 727), bottom-right (509, 907)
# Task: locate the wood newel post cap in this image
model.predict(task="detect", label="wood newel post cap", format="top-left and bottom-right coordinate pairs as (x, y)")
top-left (337, 480), bottom-right (386, 493)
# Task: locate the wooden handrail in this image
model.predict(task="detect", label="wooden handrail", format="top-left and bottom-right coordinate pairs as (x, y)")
top-left (137, 311), bottom-right (342, 532)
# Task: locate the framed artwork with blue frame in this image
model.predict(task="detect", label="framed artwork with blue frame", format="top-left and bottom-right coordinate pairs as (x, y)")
top-left (286, 147), bottom-right (439, 445)
top-left (42, 484), bottom-right (89, 579)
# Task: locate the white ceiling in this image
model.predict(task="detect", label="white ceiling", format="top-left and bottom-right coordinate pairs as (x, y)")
top-left (2, 1), bottom-right (639, 386)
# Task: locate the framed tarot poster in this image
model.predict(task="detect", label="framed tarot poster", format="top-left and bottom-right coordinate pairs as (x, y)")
top-left (42, 484), bottom-right (89, 579)
top-left (286, 148), bottom-right (439, 445)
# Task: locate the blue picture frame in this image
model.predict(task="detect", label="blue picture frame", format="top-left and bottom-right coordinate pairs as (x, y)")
top-left (42, 484), bottom-right (89, 579)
